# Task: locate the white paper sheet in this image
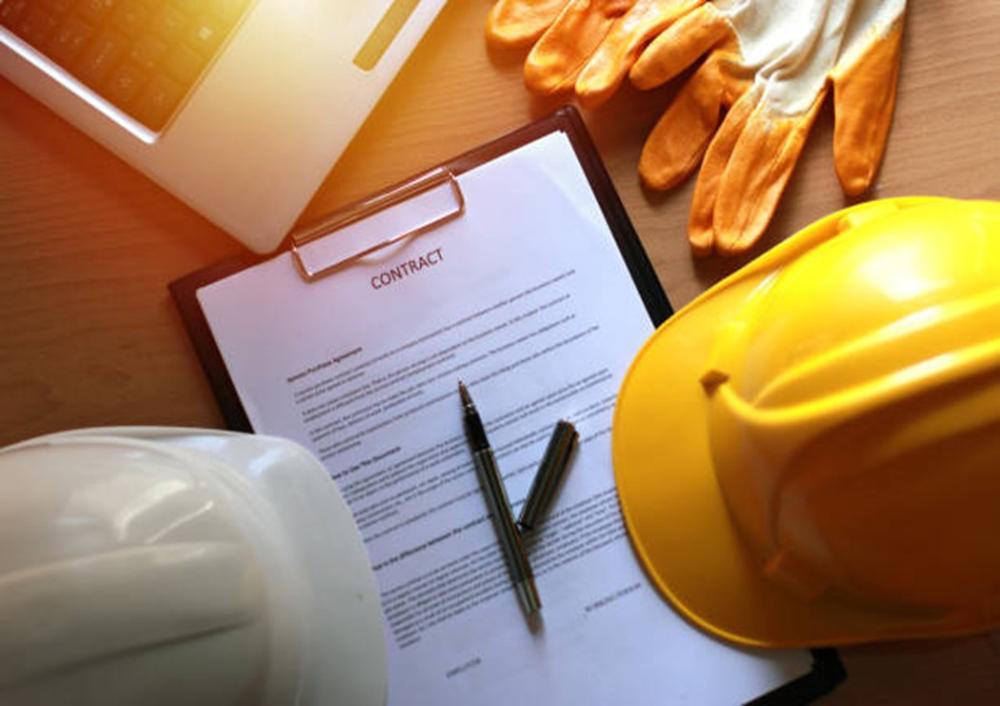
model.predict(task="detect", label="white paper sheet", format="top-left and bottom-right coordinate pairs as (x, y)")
top-left (197, 131), bottom-right (813, 705)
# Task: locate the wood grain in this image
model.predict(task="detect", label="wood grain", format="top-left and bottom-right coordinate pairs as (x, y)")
top-left (1, 1), bottom-right (999, 703)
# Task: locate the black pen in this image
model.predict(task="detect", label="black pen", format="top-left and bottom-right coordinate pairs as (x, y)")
top-left (458, 381), bottom-right (541, 616)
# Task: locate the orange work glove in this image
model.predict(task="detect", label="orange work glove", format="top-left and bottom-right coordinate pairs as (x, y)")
top-left (485, 0), bottom-right (570, 48)
top-left (486, 0), bottom-right (907, 257)
top-left (487, 1), bottom-right (706, 107)
top-left (631, 0), bottom-right (907, 254)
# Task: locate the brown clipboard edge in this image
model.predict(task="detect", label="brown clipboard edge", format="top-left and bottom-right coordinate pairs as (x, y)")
top-left (167, 105), bottom-right (844, 704)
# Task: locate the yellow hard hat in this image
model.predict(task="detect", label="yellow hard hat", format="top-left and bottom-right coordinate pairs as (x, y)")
top-left (612, 197), bottom-right (1000, 648)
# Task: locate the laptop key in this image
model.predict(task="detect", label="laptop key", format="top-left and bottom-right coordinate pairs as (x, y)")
top-left (208, 0), bottom-right (252, 23)
top-left (185, 16), bottom-right (225, 56)
top-left (164, 44), bottom-right (203, 85)
top-left (171, 0), bottom-right (202, 14)
top-left (110, 2), bottom-right (151, 36)
top-left (40, 0), bottom-right (75, 12)
top-left (77, 0), bottom-right (116, 25)
top-left (75, 30), bottom-right (127, 86)
top-left (15, 8), bottom-right (59, 47)
top-left (46, 16), bottom-right (95, 65)
top-left (104, 62), bottom-right (147, 107)
top-left (0, 0), bottom-right (31, 27)
top-left (128, 33), bottom-right (168, 72)
top-left (152, 5), bottom-right (190, 40)
top-left (133, 74), bottom-right (184, 129)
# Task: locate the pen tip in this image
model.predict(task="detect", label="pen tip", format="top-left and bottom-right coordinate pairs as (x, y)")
top-left (458, 380), bottom-right (471, 406)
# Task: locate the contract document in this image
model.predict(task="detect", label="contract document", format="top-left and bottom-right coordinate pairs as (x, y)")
top-left (192, 127), bottom-right (818, 704)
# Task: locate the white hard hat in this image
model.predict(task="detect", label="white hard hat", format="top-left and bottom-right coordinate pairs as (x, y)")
top-left (0, 427), bottom-right (386, 706)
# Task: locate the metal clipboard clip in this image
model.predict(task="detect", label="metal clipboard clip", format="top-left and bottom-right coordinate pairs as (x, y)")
top-left (290, 168), bottom-right (465, 282)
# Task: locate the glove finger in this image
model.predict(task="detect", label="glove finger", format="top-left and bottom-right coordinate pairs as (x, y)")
top-left (486, 0), bottom-right (570, 48)
top-left (575, 0), bottom-right (704, 109)
top-left (832, 18), bottom-right (905, 195)
top-left (630, 2), bottom-right (731, 90)
top-left (525, 0), bottom-right (636, 96)
top-left (686, 86), bottom-right (759, 256)
top-left (639, 52), bottom-right (747, 192)
top-left (711, 90), bottom-right (827, 255)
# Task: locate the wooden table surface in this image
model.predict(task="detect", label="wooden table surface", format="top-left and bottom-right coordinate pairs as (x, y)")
top-left (2, 2), bottom-right (999, 703)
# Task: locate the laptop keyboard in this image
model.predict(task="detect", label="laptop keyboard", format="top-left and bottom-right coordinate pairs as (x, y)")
top-left (1, 0), bottom-right (252, 131)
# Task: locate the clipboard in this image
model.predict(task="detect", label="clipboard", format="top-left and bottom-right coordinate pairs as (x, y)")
top-left (171, 107), bottom-right (671, 432)
top-left (169, 105), bottom-right (844, 705)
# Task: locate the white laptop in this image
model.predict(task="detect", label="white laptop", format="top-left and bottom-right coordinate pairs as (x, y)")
top-left (0, 0), bottom-right (447, 253)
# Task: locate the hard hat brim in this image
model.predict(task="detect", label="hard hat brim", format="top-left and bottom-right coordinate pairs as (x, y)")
top-left (612, 199), bottom-right (984, 648)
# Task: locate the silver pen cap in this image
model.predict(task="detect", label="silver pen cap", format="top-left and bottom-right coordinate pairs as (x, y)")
top-left (518, 420), bottom-right (578, 532)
